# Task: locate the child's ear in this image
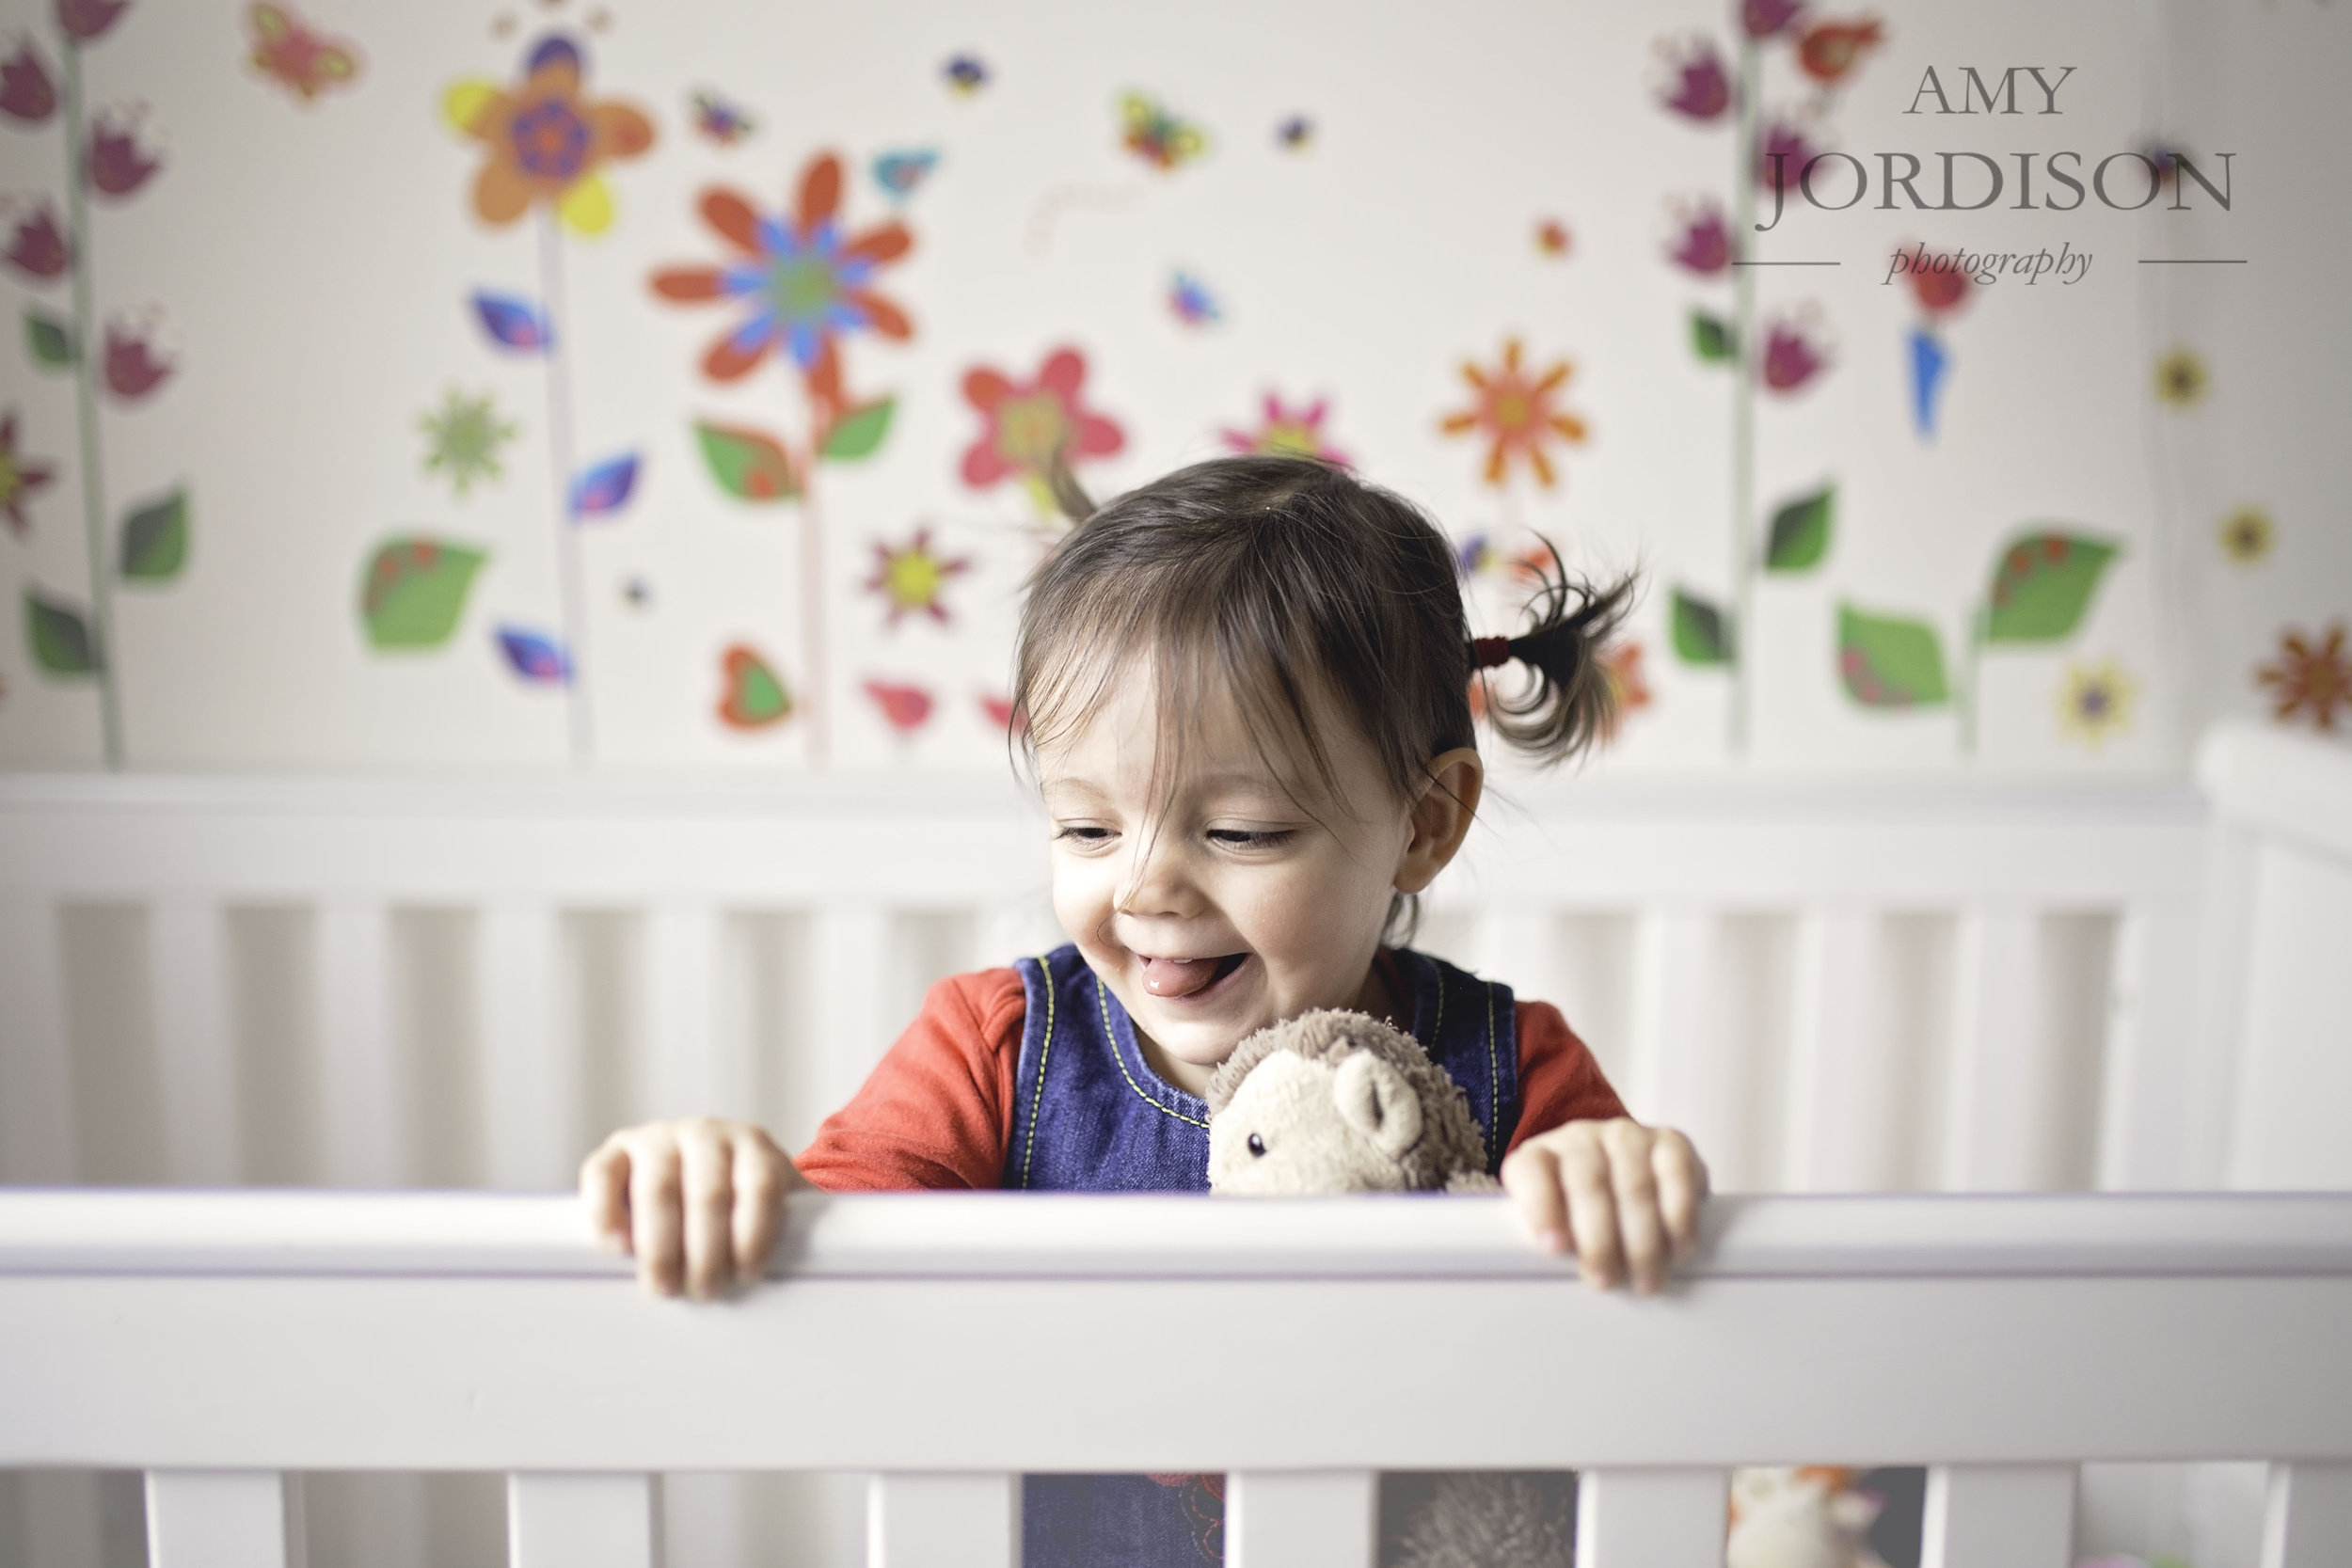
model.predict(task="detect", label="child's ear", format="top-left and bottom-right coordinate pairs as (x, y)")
top-left (1393, 748), bottom-right (1483, 895)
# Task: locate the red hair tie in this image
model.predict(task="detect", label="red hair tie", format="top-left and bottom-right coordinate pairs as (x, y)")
top-left (1470, 636), bottom-right (1513, 670)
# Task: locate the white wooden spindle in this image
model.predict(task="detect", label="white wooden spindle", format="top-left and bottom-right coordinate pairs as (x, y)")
top-left (479, 898), bottom-right (572, 1190)
top-left (1476, 909), bottom-right (1557, 1002)
top-left (814, 907), bottom-right (894, 1114)
top-left (145, 1470), bottom-right (304, 1568)
top-left (866, 1472), bottom-right (1018, 1568)
top-left (315, 897), bottom-right (405, 1188)
top-left (1573, 1468), bottom-right (1728, 1568)
top-left (151, 899), bottom-right (240, 1186)
top-left (1225, 1470), bottom-right (1375, 1568)
top-left (1943, 908), bottom-right (2042, 1192)
top-left (1920, 1464), bottom-right (2073, 1568)
top-left (2189, 821), bottom-right (2259, 1189)
top-left (2261, 1462), bottom-right (2352, 1568)
top-left (2097, 903), bottom-right (2201, 1191)
top-left (1627, 910), bottom-right (1720, 1149)
top-left (1783, 908), bottom-right (1883, 1192)
top-left (644, 901), bottom-right (735, 1121)
top-left (0, 896), bottom-right (76, 1182)
top-left (508, 1473), bottom-right (657, 1568)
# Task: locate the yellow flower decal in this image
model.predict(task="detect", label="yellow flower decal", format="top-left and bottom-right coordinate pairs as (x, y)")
top-left (1440, 337), bottom-right (1589, 488)
top-left (444, 34), bottom-right (654, 237)
top-left (2217, 505), bottom-right (2273, 565)
top-left (2057, 658), bottom-right (2137, 752)
top-left (2153, 347), bottom-right (2208, 409)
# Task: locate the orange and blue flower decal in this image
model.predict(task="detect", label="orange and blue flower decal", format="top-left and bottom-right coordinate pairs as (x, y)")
top-left (443, 34), bottom-right (654, 237)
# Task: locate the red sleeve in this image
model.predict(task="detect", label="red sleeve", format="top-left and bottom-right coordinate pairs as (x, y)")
top-left (794, 968), bottom-right (1025, 1192)
top-left (1507, 999), bottom-right (1628, 1153)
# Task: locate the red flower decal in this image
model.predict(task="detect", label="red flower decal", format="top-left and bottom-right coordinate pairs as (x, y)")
top-left (5, 201), bottom-right (68, 282)
top-left (959, 346), bottom-right (1125, 510)
top-left (0, 38), bottom-right (57, 124)
top-left (57, 0), bottom-right (132, 42)
top-left (103, 316), bottom-right (171, 401)
top-left (87, 109), bottom-right (162, 198)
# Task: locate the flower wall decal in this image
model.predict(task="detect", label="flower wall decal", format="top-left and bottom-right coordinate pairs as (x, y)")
top-left (1222, 392), bottom-right (1347, 466)
top-left (2154, 348), bottom-right (2209, 409)
top-left (444, 34), bottom-right (653, 236)
top-left (1439, 337), bottom-right (1588, 489)
top-left (959, 346), bottom-right (1125, 516)
top-left (419, 389), bottom-right (516, 498)
top-left (865, 528), bottom-right (971, 627)
top-left (2217, 505), bottom-right (2274, 565)
top-left (2256, 623), bottom-right (2350, 732)
top-left (0, 411), bottom-right (58, 537)
top-left (2056, 658), bottom-right (2137, 752)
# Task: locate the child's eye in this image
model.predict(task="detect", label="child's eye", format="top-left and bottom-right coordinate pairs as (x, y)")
top-left (1055, 825), bottom-right (1115, 846)
top-left (1208, 829), bottom-right (1294, 849)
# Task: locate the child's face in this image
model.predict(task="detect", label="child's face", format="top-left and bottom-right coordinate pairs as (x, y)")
top-left (1037, 667), bottom-right (1438, 1085)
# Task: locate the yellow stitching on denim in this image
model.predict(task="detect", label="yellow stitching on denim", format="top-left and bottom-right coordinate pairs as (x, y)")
top-left (1097, 974), bottom-right (1208, 1128)
top-left (1484, 978), bottom-right (1500, 1165)
top-left (1018, 954), bottom-right (1056, 1187)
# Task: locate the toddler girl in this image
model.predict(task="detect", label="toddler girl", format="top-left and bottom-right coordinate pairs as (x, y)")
top-left (581, 454), bottom-right (1706, 1558)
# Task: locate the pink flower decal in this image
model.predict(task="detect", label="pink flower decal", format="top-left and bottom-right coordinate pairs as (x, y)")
top-left (1759, 315), bottom-right (1828, 394)
top-left (865, 678), bottom-right (935, 736)
top-left (0, 38), bottom-right (56, 124)
top-left (1667, 198), bottom-right (1730, 276)
top-left (103, 316), bottom-right (171, 400)
top-left (1756, 117), bottom-right (1818, 188)
top-left (1658, 38), bottom-right (1731, 122)
top-left (1221, 392), bottom-right (1347, 466)
top-left (87, 109), bottom-right (161, 197)
top-left (1907, 246), bottom-right (1972, 318)
top-left (1742, 0), bottom-right (1805, 38)
top-left (5, 201), bottom-right (68, 281)
top-left (959, 346), bottom-right (1125, 510)
top-left (57, 0), bottom-right (132, 41)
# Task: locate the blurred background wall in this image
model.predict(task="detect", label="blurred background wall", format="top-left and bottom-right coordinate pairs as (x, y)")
top-left (0, 0), bottom-right (2343, 778)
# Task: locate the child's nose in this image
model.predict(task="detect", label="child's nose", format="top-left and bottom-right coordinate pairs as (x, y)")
top-left (1113, 836), bottom-right (1205, 919)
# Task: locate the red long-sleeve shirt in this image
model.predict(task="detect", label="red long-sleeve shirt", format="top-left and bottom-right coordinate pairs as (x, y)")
top-left (798, 966), bottom-right (1626, 1191)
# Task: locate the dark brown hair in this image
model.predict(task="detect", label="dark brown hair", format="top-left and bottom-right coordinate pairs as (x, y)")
top-left (1011, 454), bottom-right (1633, 938)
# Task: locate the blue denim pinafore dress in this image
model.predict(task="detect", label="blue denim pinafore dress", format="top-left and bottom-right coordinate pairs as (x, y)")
top-left (1007, 942), bottom-right (1519, 1568)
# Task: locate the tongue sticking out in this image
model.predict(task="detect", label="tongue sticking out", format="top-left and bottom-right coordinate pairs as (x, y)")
top-left (1142, 954), bottom-right (1241, 998)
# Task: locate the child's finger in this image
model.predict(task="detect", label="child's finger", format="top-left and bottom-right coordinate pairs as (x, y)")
top-left (1502, 1145), bottom-right (1571, 1255)
top-left (1653, 1129), bottom-right (1708, 1259)
top-left (628, 1133), bottom-right (687, 1297)
top-left (1606, 1123), bottom-right (1667, 1294)
top-left (731, 1132), bottom-right (787, 1285)
top-left (677, 1123), bottom-right (738, 1301)
top-left (1560, 1132), bottom-right (1623, 1290)
top-left (579, 1136), bottom-right (632, 1253)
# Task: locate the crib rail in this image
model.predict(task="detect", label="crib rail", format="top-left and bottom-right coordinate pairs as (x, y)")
top-left (5, 1191), bottom-right (2351, 1567)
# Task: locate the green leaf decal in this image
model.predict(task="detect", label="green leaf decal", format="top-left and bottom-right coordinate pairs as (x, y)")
top-left (1690, 309), bottom-right (1735, 364)
top-left (25, 588), bottom-right (99, 674)
top-left (24, 308), bottom-right (73, 370)
top-left (694, 420), bottom-right (799, 501)
top-left (1984, 531), bottom-right (2119, 643)
top-left (119, 487), bottom-right (189, 582)
top-left (1764, 483), bottom-right (1835, 572)
top-left (1837, 603), bottom-right (1949, 707)
top-left (1670, 587), bottom-right (1733, 665)
top-left (358, 536), bottom-right (487, 650)
top-left (820, 397), bottom-right (896, 462)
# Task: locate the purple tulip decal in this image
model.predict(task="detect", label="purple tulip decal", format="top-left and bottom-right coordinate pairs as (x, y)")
top-left (0, 38), bottom-right (57, 123)
top-left (5, 201), bottom-right (69, 281)
top-left (1668, 199), bottom-right (1731, 277)
top-left (1742, 0), bottom-right (1805, 38)
top-left (87, 110), bottom-right (161, 198)
top-left (103, 318), bottom-right (171, 400)
top-left (56, 0), bottom-right (131, 42)
top-left (1659, 38), bottom-right (1731, 122)
top-left (1756, 117), bottom-right (1818, 189)
top-left (1760, 317), bottom-right (1828, 393)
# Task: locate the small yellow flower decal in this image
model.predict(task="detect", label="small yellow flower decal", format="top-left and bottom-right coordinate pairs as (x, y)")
top-left (2057, 657), bottom-right (2137, 752)
top-left (2153, 347), bottom-right (2208, 408)
top-left (2217, 505), bottom-right (2273, 565)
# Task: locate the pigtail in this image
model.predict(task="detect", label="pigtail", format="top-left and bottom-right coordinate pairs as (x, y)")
top-left (1475, 539), bottom-right (1637, 765)
top-left (1043, 452), bottom-right (1096, 529)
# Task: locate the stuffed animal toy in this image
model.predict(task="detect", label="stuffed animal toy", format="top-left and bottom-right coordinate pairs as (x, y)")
top-left (1204, 1009), bottom-right (1571, 1568)
top-left (1725, 1466), bottom-right (1889, 1568)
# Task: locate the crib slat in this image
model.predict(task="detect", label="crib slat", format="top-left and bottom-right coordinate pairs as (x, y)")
top-left (1920, 1463), bottom-right (2073, 1568)
top-left (866, 1472), bottom-right (1018, 1568)
top-left (814, 908), bottom-right (893, 1114)
top-left (1943, 908), bottom-right (2042, 1191)
top-left (0, 896), bottom-right (76, 1182)
top-left (479, 899), bottom-right (570, 1191)
top-left (507, 1473), bottom-right (656, 1568)
top-left (151, 900), bottom-right (240, 1186)
top-left (1627, 910), bottom-right (1718, 1144)
top-left (645, 900), bottom-right (738, 1120)
top-left (1573, 1467), bottom-right (1729, 1568)
top-left (2098, 904), bottom-right (2201, 1191)
top-left (316, 898), bottom-right (405, 1188)
top-left (2262, 1462), bottom-right (2352, 1568)
top-left (1225, 1470), bottom-right (1375, 1568)
top-left (145, 1470), bottom-right (304, 1568)
top-left (1784, 909), bottom-right (1883, 1192)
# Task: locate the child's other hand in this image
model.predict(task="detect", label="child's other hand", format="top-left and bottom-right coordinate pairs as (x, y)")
top-left (1500, 1118), bottom-right (1708, 1293)
top-left (578, 1119), bottom-right (808, 1299)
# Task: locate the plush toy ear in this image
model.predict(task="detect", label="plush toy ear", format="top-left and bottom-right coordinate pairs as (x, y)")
top-left (1333, 1052), bottom-right (1422, 1161)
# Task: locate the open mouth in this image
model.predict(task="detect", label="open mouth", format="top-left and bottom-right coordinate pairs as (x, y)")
top-left (1139, 951), bottom-right (1250, 1001)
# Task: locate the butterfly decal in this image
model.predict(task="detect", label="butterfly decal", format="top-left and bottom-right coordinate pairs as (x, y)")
top-left (1168, 271), bottom-right (1219, 327)
top-left (246, 3), bottom-right (361, 104)
top-left (942, 54), bottom-right (990, 96)
top-left (872, 148), bottom-right (939, 202)
top-left (690, 88), bottom-right (755, 147)
top-left (496, 625), bottom-right (570, 685)
top-left (1120, 91), bottom-right (1207, 171)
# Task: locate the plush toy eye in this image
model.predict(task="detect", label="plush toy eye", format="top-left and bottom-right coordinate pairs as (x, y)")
top-left (1247, 1132), bottom-right (1266, 1157)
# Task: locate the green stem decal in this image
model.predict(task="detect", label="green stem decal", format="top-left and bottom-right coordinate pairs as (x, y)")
top-left (537, 212), bottom-right (594, 766)
top-left (1726, 35), bottom-right (1758, 757)
top-left (62, 39), bottom-right (121, 768)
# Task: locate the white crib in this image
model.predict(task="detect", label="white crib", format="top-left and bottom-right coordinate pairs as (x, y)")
top-left (2, 721), bottom-right (2349, 1568)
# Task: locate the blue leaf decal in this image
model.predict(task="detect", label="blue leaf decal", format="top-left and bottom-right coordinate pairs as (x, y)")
top-left (495, 624), bottom-right (570, 685)
top-left (471, 289), bottom-right (551, 352)
top-left (1910, 325), bottom-right (1948, 439)
top-left (569, 451), bottom-right (640, 519)
top-left (872, 148), bottom-right (939, 200)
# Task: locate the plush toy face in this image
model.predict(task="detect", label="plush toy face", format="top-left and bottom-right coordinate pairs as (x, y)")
top-left (1205, 1047), bottom-right (1426, 1195)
